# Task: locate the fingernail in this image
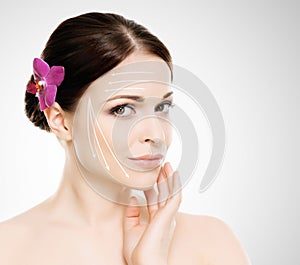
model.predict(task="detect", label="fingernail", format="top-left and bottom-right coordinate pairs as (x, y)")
top-left (129, 196), bottom-right (138, 205)
top-left (164, 162), bottom-right (173, 176)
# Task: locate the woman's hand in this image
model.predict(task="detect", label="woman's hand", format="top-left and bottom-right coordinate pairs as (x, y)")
top-left (123, 162), bottom-right (182, 265)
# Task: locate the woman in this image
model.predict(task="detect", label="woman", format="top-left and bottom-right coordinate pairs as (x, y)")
top-left (0, 12), bottom-right (250, 264)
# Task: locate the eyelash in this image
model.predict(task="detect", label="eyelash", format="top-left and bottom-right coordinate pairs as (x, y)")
top-left (109, 104), bottom-right (135, 117)
top-left (154, 100), bottom-right (174, 112)
top-left (108, 100), bottom-right (174, 117)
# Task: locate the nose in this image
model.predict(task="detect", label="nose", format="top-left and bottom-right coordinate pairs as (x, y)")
top-left (138, 116), bottom-right (165, 144)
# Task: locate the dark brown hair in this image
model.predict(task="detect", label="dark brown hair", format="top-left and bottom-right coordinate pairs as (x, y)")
top-left (25, 12), bottom-right (172, 132)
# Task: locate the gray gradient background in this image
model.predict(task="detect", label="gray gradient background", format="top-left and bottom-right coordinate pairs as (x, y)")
top-left (0, 1), bottom-right (299, 264)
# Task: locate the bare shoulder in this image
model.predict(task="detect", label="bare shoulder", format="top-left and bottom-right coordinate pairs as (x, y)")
top-left (0, 200), bottom-right (48, 260)
top-left (0, 198), bottom-right (48, 227)
top-left (0, 209), bottom-right (33, 237)
top-left (0, 214), bottom-right (30, 261)
top-left (174, 212), bottom-right (252, 265)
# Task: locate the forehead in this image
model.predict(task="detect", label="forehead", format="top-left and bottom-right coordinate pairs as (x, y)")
top-left (105, 82), bottom-right (172, 99)
top-left (87, 60), bottom-right (172, 101)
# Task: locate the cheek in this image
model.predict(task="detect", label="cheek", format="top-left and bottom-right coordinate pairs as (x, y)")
top-left (93, 117), bottom-right (116, 169)
top-left (95, 116), bottom-right (132, 164)
top-left (96, 115), bottom-right (173, 156)
top-left (97, 116), bottom-right (114, 145)
top-left (91, 116), bottom-right (164, 189)
top-left (163, 122), bottom-right (173, 147)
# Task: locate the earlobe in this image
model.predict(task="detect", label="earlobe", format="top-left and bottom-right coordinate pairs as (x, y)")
top-left (43, 102), bottom-right (72, 141)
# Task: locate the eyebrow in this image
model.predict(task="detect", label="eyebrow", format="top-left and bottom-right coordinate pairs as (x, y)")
top-left (106, 91), bottom-right (173, 102)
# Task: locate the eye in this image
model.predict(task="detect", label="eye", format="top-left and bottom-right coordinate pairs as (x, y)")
top-left (109, 104), bottom-right (135, 117)
top-left (155, 101), bottom-right (174, 113)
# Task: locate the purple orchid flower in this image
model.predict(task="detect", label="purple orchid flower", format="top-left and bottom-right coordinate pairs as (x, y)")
top-left (26, 58), bottom-right (65, 110)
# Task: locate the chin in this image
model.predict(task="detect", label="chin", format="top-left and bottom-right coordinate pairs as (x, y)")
top-left (116, 166), bottom-right (161, 190)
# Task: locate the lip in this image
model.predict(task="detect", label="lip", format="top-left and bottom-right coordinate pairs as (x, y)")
top-left (128, 154), bottom-right (164, 170)
top-left (129, 154), bottom-right (164, 160)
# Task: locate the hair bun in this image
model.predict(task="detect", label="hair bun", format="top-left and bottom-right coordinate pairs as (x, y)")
top-left (24, 75), bottom-right (51, 132)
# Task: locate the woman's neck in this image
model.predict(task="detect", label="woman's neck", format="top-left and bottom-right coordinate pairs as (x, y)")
top-left (48, 149), bottom-right (131, 228)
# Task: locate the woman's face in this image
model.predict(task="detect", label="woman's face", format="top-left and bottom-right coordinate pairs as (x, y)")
top-left (73, 52), bottom-right (173, 190)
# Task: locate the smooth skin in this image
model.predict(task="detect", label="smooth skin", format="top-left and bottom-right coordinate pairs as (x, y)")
top-left (0, 164), bottom-right (250, 264)
top-left (0, 52), bottom-right (251, 265)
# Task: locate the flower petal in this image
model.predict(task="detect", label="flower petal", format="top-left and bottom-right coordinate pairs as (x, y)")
top-left (26, 83), bottom-right (37, 94)
top-left (38, 92), bottom-right (47, 111)
top-left (33, 58), bottom-right (50, 80)
top-left (46, 66), bottom-right (65, 86)
top-left (44, 85), bottom-right (57, 108)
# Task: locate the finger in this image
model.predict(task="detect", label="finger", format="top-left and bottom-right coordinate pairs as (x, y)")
top-left (157, 168), bottom-right (169, 208)
top-left (168, 171), bottom-right (182, 211)
top-left (172, 171), bottom-right (182, 196)
top-left (160, 172), bottom-right (182, 219)
top-left (144, 186), bottom-right (158, 220)
top-left (124, 196), bottom-right (140, 232)
top-left (164, 162), bottom-right (174, 196)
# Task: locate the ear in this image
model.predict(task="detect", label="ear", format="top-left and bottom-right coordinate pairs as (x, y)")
top-left (43, 102), bottom-right (72, 141)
